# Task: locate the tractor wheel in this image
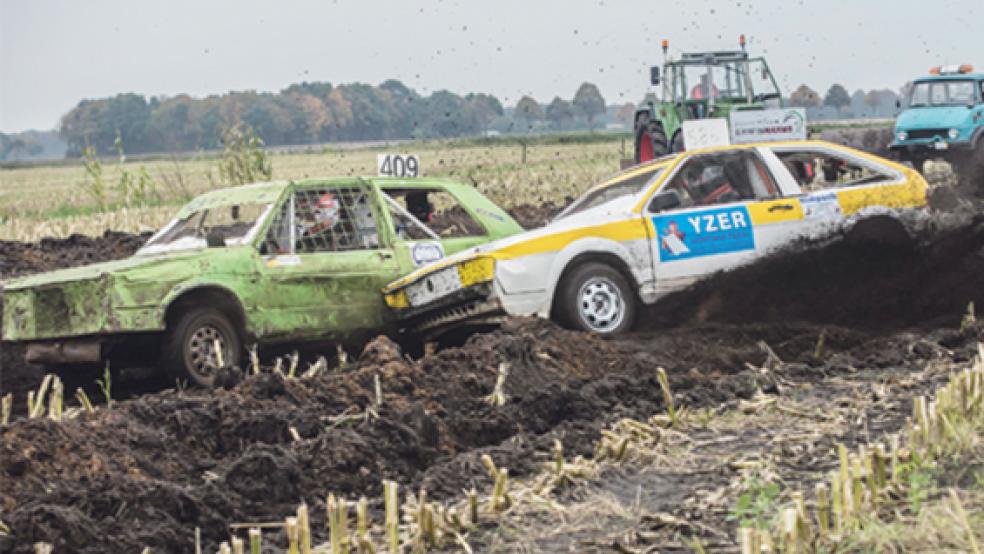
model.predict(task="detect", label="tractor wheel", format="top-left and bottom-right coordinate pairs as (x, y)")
top-left (635, 115), bottom-right (669, 163)
top-left (163, 307), bottom-right (243, 388)
top-left (670, 131), bottom-right (685, 153)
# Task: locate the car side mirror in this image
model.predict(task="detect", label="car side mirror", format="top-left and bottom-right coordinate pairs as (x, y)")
top-left (206, 230), bottom-right (225, 248)
top-left (650, 66), bottom-right (661, 86)
top-left (648, 189), bottom-right (682, 213)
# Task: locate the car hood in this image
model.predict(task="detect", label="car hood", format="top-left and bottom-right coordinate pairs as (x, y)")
top-left (1, 250), bottom-right (209, 291)
top-left (896, 106), bottom-right (976, 130)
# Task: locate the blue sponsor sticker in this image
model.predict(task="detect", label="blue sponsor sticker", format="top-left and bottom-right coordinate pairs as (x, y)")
top-left (651, 206), bottom-right (755, 262)
top-left (411, 241), bottom-right (445, 266)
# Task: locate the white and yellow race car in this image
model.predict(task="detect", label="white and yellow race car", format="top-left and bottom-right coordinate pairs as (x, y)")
top-left (382, 140), bottom-right (928, 336)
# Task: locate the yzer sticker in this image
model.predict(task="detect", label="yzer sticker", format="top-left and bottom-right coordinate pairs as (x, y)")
top-left (411, 241), bottom-right (444, 267)
top-left (652, 206), bottom-right (755, 262)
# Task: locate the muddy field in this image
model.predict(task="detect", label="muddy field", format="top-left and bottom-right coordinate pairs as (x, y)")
top-left (2, 197), bottom-right (984, 552)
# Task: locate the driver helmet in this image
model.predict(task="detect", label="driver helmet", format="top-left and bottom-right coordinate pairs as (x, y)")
top-left (305, 192), bottom-right (340, 234)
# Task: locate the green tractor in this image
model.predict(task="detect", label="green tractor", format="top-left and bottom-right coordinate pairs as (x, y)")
top-left (634, 36), bottom-right (784, 162)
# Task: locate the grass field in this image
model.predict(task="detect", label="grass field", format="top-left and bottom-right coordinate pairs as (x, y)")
top-left (0, 138), bottom-right (629, 241)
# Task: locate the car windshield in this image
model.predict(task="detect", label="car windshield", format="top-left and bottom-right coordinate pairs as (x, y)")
top-left (908, 80), bottom-right (977, 107)
top-left (138, 202), bottom-right (272, 255)
top-left (556, 167), bottom-right (665, 220)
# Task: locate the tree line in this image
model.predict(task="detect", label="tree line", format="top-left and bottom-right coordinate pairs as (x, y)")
top-left (788, 83), bottom-right (906, 119)
top-left (58, 80), bottom-right (609, 157)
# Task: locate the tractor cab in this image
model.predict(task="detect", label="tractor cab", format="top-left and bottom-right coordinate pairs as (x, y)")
top-left (635, 36), bottom-right (782, 162)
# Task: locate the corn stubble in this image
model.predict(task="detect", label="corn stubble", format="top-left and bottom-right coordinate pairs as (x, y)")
top-left (737, 343), bottom-right (984, 552)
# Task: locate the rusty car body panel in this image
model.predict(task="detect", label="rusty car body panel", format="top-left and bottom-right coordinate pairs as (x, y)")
top-left (1, 177), bottom-right (522, 365)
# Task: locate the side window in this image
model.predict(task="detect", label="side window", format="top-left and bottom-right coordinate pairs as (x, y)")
top-left (261, 187), bottom-right (380, 254)
top-left (775, 150), bottom-right (895, 190)
top-left (382, 188), bottom-right (487, 238)
top-left (662, 151), bottom-right (777, 209)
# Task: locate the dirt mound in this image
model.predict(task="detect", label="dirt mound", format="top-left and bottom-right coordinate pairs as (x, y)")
top-left (4, 316), bottom-right (917, 553)
top-left (1, 231), bottom-right (150, 418)
top-left (0, 231), bottom-right (149, 280)
top-left (646, 215), bottom-right (984, 331)
top-left (507, 201), bottom-right (565, 229)
top-left (819, 127), bottom-right (894, 158)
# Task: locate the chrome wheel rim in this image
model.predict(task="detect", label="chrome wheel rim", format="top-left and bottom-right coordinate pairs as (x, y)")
top-left (577, 276), bottom-right (625, 332)
top-left (187, 325), bottom-right (228, 378)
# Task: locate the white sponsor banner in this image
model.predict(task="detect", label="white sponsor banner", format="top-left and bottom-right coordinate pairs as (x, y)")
top-left (681, 118), bottom-right (731, 150)
top-left (730, 108), bottom-right (807, 144)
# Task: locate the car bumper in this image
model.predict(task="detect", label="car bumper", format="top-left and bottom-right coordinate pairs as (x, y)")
top-left (889, 139), bottom-right (974, 156)
top-left (393, 281), bottom-right (507, 336)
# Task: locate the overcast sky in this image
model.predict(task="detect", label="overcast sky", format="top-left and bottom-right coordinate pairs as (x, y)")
top-left (0, 0), bottom-right (979, 132)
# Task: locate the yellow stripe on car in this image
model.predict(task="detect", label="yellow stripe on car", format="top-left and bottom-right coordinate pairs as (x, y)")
top-left (747, 198), bottom-right (805, 224)
top-left (836, 179), bottom-right (927, 215)
top-left (493, 219), bottom-right (649, 260)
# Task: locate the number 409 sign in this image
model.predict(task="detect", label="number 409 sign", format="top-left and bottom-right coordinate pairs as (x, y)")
top-left (377, 154), bottom-right (420, 178)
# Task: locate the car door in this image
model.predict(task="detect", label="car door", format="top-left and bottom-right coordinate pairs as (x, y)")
top-left (646, 149), bottom-right (797, 294)
top-left (255, 182), bottom-right (404, 342)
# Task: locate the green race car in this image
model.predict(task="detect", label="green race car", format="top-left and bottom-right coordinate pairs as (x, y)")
top-left (1, 177), bottom-right (522, 386)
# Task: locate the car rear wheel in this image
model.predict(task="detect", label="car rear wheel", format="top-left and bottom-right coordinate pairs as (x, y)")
top-left (556, 262), bottom-right (636, 335)
top-left (164, 307), bottom-right (242, 388)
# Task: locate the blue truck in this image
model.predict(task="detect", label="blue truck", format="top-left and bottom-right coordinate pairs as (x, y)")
top-left (890, 65), bottom-right (984, 185)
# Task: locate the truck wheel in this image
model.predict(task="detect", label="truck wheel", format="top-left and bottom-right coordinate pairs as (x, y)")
top-left (635, 115), bottom-right (669, 163)
top-left (556, 262), bottom-right (636, 335)
top-left (164, 307), bottom-right (242, 388)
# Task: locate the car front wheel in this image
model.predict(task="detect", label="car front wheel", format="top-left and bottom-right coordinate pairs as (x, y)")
top-left (164, 307), bottom-right (243, 387)
top-left (556, 262), bottom-right (637, 335)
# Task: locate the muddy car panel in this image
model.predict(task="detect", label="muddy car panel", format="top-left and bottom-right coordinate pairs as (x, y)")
top-left (384, 140), bottom-right (930, 334)
top-left (1, 177), bottom-right (522, 364)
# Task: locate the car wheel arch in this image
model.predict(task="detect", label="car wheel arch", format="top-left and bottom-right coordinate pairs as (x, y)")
top-left (547, 249), bottom-right (641, 320)
top-left (162, 285), bottom-right (250, 341)
top-left (843, 213), bottom-right (914, 249)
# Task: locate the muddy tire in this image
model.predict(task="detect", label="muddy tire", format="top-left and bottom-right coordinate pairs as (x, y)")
top-left (635, 115), bottom-right (669, 163)
top-left (556, 262), bottom-right (636, 335)
top-left (164, 307), bottom-right (242, 388)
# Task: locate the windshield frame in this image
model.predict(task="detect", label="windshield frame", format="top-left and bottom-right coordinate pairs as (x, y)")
top-left (908, 79), bottom-right (980, 108)
top-left (136, 202), bottom-right (274, 256)
top-left (553, 165), bottom-right (667, 222)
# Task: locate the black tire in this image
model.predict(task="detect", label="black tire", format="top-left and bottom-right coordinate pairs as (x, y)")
top-left (555, 262), bottom-right (637, 335)
top-left (670, 130), bottom-right (685, 153)
top-left (164, 307), bottom-right (243, 388)
top-left (634, 115), bottom-right (669, 163)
